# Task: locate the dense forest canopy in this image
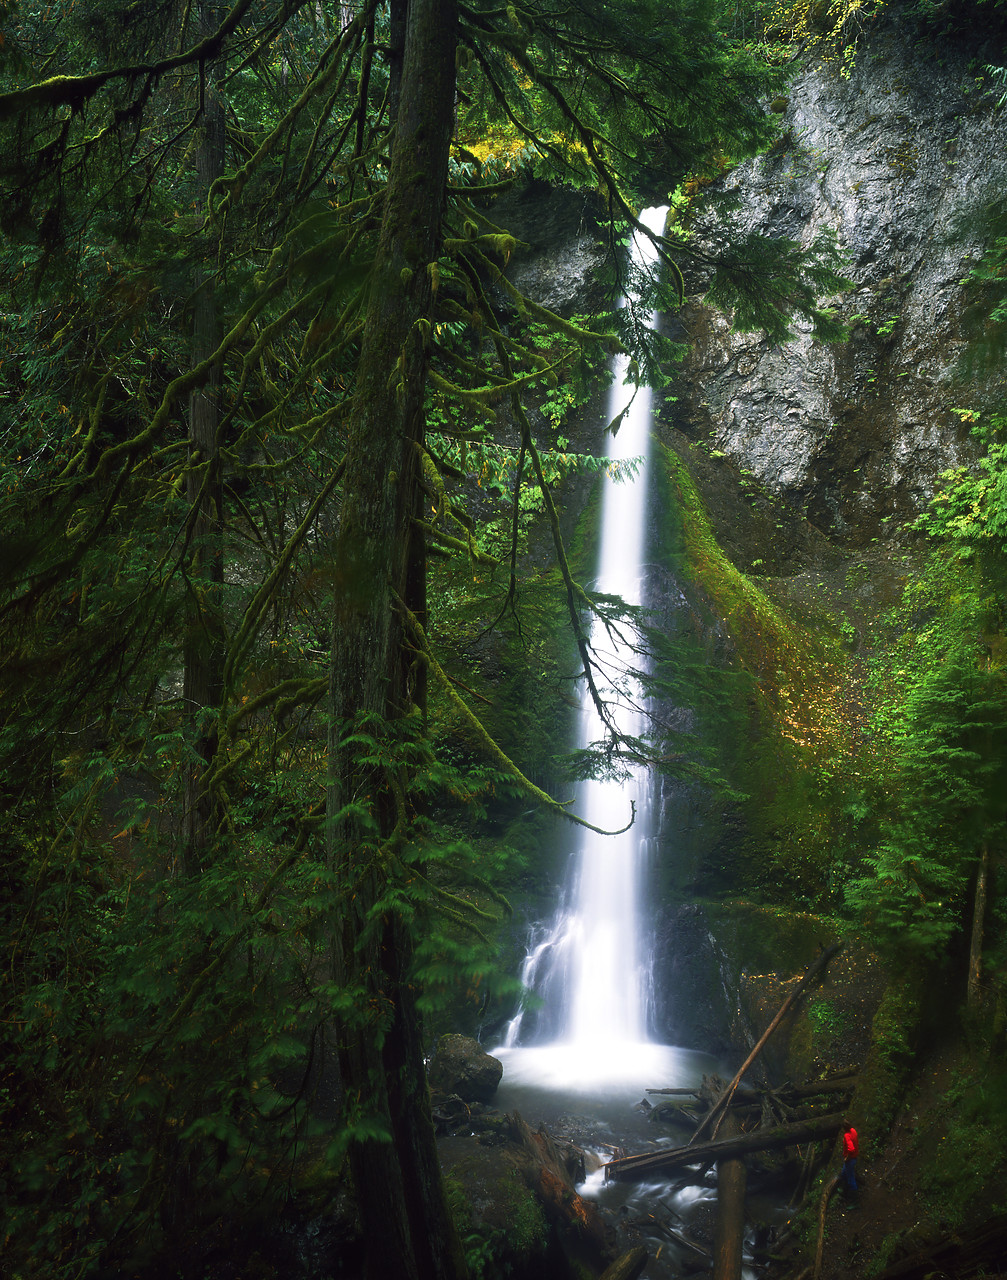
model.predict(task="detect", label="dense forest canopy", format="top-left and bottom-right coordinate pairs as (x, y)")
top-left (0, 1), bottom-right (845, 1274)
top-left (2, 0), bottom-right (1007, 1275)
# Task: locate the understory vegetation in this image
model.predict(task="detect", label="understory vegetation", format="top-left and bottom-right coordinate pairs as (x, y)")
top-left (2, 0), bottom-right (1007, 1276)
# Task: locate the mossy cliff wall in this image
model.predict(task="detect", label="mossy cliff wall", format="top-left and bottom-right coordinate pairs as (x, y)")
top-left (641, 26), bottom-right (1007, 1074)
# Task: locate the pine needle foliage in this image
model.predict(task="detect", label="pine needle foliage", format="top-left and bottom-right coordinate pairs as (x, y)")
top-left (0, 0), bottom-right (861, 1271)
top-left (847, 550), bottom-right (1007, 957)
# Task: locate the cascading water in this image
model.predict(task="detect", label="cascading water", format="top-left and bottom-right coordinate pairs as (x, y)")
top-left (493, 208), bottom-right (707, 1099)
top-left (489, 208), bottom-right (762, 1280)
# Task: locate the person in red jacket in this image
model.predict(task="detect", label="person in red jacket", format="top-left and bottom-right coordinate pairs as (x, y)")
top-left (841, 1121), bottom-right (859, 1194)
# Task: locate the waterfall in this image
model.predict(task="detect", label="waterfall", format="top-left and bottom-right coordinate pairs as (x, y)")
top-left (494, 207), bottom-right (687, 1093)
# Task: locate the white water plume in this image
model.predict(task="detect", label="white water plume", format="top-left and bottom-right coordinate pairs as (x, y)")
top-left (495, 206), bottom-right (678, 1091)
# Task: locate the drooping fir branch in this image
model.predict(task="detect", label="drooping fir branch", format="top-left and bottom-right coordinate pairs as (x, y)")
top-left (397, 595), bottom-right (635, 836)
top-left (207, 7), bottom-right (375, 222)
top-left (221, 457), bottom-right (346, 698)
top-left (122, 802), bottom-right (323, 1091)
top-left (0, 0), bottom-right (261, 121)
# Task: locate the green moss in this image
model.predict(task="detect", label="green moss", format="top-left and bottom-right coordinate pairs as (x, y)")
top-left (445, 1170), bottom-right (548, 1280)
top-left (914, 1065), bottom-right (1007, 1225)
top-left (807, 994), bottom-right (850, 1040)
top-left (659, 442), bottom-right (838, 725)
top-left (856, 969), bottom-right (925, 1143)
top-left (650, 443), bottom-right (860, 905)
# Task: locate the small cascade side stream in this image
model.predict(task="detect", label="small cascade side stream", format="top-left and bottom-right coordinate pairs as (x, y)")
top-left (488, 209), bottom-right (765, 1278)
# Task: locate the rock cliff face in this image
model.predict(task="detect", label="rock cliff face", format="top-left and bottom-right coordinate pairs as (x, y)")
top-left (675, 30), bottom-right (1007, 545)
top-left (486, 35), bottom-right (1007, 1057)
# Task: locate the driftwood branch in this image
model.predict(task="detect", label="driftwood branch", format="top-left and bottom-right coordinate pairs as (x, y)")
top-left (605, 1113), bottom-right (846, 1183)
top-left (599, 1246), bottom-right (649, 1280)
top-left (691, 942), bottom-right (843, 1147)
top-left (812, 1175), bottom-right (840, 1280)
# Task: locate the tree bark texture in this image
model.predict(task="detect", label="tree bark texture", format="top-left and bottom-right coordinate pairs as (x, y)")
top-left (325, 3), bottom-right (465, 1279)
top-left (712, 1106), bottom-right (746, 1280)
top-left (182, 1), bottom-right (226, 875)
top-left (968, 842), bottom-right (989, 1009)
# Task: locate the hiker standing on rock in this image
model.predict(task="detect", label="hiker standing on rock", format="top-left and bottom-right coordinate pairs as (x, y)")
top-left (841, 1121), bottom-right (859, 1195)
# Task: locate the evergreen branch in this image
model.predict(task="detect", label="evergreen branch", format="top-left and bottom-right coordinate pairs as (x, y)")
top-left (0, 0), bottom-right (260, 122)
top-left (0, 455), bottom-right (135, 623)
top-left (224, 676), bottom-right (328, 738)
top-left (205, 740), bottom-right (254, 798)
top-left (293, 21), bottom-right (372, 201)
top-left (484, 256), bottom-right (622, 347)
top-left (506, 43), bottom-right (686, 305)
top-left (123, 832), bottom-right (315, 1091)
top-left (461, 37), bottom-right (570, 170)
top-left (222, 457), bottom-right (345, 697)
top-left (454, 272), bottom-right (620, 734)
top-left (447, 175), bottom-right (517, 198)
top-left (372, 835), bottom-right (502, 942)
top-left (93, 275), bottom-right (288, 481)
top-left (397, 596), bottom-right (634, 836)
top-left (442, 232), bottom-right (519, 259)
top-left (522, 416), bottom-right (620, 737)
top-left (413, 519), bottom-right (500, 565)
top-left (208, 8), bottom-right (374, 222)
top-left (426, 361), bottom-right (561, 404)
top-left (416, 441), bottom-right (448, 524)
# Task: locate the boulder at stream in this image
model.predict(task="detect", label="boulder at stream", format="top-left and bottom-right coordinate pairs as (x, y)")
top-left (428, 1034), bottom-right (504, 1103)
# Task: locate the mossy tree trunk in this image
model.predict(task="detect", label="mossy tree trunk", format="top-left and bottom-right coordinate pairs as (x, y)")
top-left (968, 842), bottom-right (989, 1009)
top-left (182, 0), bottom-right (226, 876)
top-left (325, 2), bottom-right (466, 1278)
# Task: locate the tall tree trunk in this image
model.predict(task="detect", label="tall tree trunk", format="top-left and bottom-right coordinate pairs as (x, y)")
top-left (712, 1106), bottom-right (746, 1280)
top-left (326, 2), bottom-right (465, 1278)
top-left (968, 843), bottom-right (989, 1010)
top-left (182, 6), bottom-right (226, 876)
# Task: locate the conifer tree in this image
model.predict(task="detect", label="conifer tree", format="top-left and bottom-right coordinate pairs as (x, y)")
top-left (0, 1), bottom-right (850, 1273)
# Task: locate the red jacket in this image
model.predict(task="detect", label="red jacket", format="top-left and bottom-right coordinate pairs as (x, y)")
top-left (843, 1128), bottom-right (858, 1159)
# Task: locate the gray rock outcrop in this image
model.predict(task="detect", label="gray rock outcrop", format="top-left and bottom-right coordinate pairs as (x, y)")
top-left (676, 30), bottom-right (1007, 542)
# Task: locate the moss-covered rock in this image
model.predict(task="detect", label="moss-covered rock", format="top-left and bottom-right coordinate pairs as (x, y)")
top-left (429, 1034), bottom-right (504, 1104)
top-left (655, 898), bottom-right (887, 1082)
top-left (439, 1113), bottom-right (612, 1280)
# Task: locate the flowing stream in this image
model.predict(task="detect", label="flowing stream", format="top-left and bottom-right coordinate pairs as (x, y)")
top-left (490, 208), bottom-right (746, 1275)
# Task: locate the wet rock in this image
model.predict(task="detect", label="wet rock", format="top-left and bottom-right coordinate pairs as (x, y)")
top-left (428, 1033), bottom-right (503, 1103)
top-left (490, 180), bottom-right (609, 318)
top-left (676, 30), bottom-right (1007, 544)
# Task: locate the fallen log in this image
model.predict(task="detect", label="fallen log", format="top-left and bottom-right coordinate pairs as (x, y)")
top-left (777, 1076), bottom-right (857, 1100)
top-left (692, 943), bottom-right (843, 1147)
top-left (649, 1102), bottom-right (701, 1129)
top-left (599, 1245), bottom-right (649, 1280)
top-left (605, 1112), bottom-right (846, 1183)
top-left (509, 1112), bottom-right (610, 1268)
